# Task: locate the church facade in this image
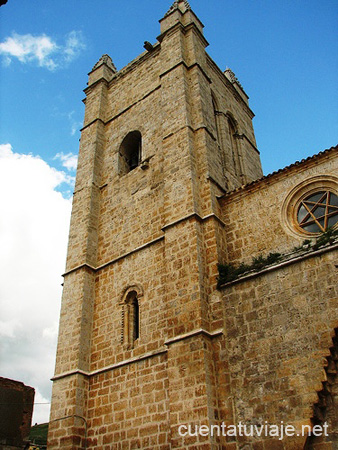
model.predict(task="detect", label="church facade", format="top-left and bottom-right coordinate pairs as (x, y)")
top-left (48, 1), bottom-right (338, 448)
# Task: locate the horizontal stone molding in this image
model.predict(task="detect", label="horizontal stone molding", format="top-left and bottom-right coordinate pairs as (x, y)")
top-left (63, 211), bottom-right (225, 277)
top-left (63, 235), bottom-right (164, 277)
top-left (52, 348), bottom-right (168, 381)
top-left (162, 211), bottom-right (226, 231)
top-left (82, 84), bottom-right (162, 131)
top-left (159, 59), bottom-right (211, 85)
top-left (105, 84), bottom-right (161, 125)
top-left (80, 117), bottom-right (105, 133)
top-left (218, 243), bottom-right (338, 289)
top-left (52, 329), bottom-right (224, 381)
top-left (158, 20), bottom-right (208, 49)
top-left (165, 328), bottom-right (223, 346)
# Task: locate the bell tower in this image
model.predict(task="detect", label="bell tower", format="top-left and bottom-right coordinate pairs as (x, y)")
top-left (48, 1), bottom-right (263, 448)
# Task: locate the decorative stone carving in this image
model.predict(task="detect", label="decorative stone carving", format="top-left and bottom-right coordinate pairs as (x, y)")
top-left (92, 54), bottom-right (117, 73)
top-left (164, 0), bottom-right (191, 18)
top-left (224, 67), bottom-right (244, 90)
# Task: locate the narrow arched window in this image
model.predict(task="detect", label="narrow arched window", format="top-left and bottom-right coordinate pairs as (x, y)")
top-left (132, 296), bottom-right (139, 341)
top-left (118, 131), bottom-right (142, 175)
top-left (211, 93), bottom-right (221, 145)
top-left (227, 115), bottom-right (240, 177)
top-left (122, 290), bottom-right (139, 348)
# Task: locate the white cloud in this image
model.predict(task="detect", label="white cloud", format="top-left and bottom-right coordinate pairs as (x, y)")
top-left (0, 143), bottom-right (73, 423)
top-left (63, 30), bottom-right (86, 63)
top-left (0, 319), bottom-right (19, 338)
top-left (0, 31), bottom-right (85, 70)
top-left (54, 151), bottom-right (78, 171)
top-left (68, 110), bottom-right (82, 136)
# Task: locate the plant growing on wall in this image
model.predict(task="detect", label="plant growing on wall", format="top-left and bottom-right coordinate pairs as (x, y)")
top-left (218, 228), bottom-right (338, 286)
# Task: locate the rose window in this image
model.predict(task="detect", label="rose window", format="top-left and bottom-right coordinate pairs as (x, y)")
top-left (297, 190), bottom-right (338, 233)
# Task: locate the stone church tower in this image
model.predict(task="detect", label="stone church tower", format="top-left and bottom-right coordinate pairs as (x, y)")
top-left (48, 1), bottom-right (338, 449)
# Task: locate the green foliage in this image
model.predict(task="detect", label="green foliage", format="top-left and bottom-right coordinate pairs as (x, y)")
top-left (29, 422), bottom-right (48, 446)
top-left (217, 262), bottom-right (250, 285)
top-left (312, 227), bottom-right (338, 251)
top-left (292, 239), bottom-right (312, 252)
top-left (252, 252), bottom-right (281, 270)
top-left (217, 252), bottom-right (282, 286)
top-left (218, 227), bottom-right (338, 287)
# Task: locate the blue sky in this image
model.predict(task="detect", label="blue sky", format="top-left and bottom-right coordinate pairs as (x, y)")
top-left (0, 0), bottom-right (337, 424)
top-left (1, 0), bottom-right (337, 179)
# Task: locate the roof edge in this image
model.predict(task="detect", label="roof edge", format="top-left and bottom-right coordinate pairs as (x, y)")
top-left (220, 145), bottom-right (338, 199)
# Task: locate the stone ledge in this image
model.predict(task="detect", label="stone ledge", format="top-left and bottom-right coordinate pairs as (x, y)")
top-left (51, 348), bottom-right (168, 381)
top-left (218, 242), bottom-right (338, 289)
top-left (165, 328), bottom-right (223, 346)
top-left (63, 235), bottom-right (165, 277)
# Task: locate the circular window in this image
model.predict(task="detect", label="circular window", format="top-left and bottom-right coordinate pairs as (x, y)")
top-left (297, 190), bottom-right (338, 233)
top-left (282, 176), bottom-right (338, 238)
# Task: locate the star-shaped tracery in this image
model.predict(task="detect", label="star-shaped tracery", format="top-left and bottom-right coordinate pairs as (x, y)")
top-left (297, 190), bottom-right (338, 233)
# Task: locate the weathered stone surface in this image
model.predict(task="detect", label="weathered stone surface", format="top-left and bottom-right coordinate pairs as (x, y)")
top-left (48, 1), bottom-right (338, 449)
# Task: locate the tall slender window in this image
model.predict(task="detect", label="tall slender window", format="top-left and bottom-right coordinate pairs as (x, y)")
top-left (227, 115), bottom-right (241, 178)
top-left (132, 296), bottom-right (139, 341)
top-left (122, 290), bottom-right (140, 348)
top-left (212, 94), bottom-right (221, 144)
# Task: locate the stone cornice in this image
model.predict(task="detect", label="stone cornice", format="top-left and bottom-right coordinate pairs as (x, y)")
top-left (63, 235), bottom-right (164, 277)
top-left (165, 328), bottom-right (223, 346)
top-left (161, 211), bottom-right (226, 231)
top-left (159, 59), bottom-right (211, 84)
top-left (83, 77), bottom-right (109, 96)
top-left (51, 348), bottom-right (168, 381)
top-left (218, 243), bottom-right (338, 289)
top-left (80, 117), bottom-right (105, 133)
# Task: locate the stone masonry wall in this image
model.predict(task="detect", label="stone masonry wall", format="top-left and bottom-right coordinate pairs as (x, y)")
top-left (86, 353), bottom-right (169, 449)
top-left (218, 248), bottom-right (338, 449)
top-left (49, 2), bottom-right (338, 449)
top-left (219, 151), bottom-right (338, 267)
top-left (215, 149), bottom-right (338, 448)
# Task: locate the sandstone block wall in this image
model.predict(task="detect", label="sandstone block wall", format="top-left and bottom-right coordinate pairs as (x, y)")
top-left (217, 248), bottom-right (338, 449)
top-left (216, 148), bottom-right (338, 448)
top-left (219, 150), bottom-right (338, 266)
top-left (48, 1), bottom-right (337, 448)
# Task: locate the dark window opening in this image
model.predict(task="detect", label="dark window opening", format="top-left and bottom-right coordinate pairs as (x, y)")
top-left (123, 290), bottom-right (140, 348)
top-left (132, 297), bottom-right (139, 341)
top-left (119, 131), bottom-right (142, 175)
top-left (212, 95), bottom-right (221, 144)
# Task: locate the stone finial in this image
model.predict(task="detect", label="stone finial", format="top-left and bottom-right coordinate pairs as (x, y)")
top-left (164, 0), bottom-right (191, 17)
top-left (92, 54), bottom-right (117, 73)
top-left (224, 68), bottom-right (243, 90)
